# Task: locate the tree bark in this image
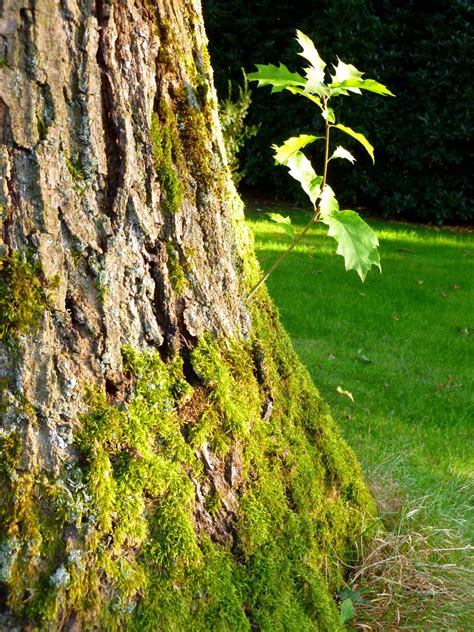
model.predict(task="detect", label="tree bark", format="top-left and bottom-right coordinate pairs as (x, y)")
top-left (0, 1), bottom-right (372, 629)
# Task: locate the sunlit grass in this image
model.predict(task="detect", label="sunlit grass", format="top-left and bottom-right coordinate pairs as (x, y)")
top-left (247, 205), bottom-right (474, 626)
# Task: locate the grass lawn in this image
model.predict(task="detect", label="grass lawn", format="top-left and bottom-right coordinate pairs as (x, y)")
top-left (246, 203), bottom-right (473, 627)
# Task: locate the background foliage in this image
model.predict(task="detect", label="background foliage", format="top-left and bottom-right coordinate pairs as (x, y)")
top-left (205, 0), bottom-right (473, 223)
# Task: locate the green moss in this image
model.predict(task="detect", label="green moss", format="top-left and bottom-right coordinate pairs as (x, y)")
top-left (36, 113), bottom-right (47, 141)
top-left (0, 55), bottom-right (7, 69)
top-left (0, 298), bottom-right (374, 629)
top-left (178, 107), bottom-right (214, 182)
top-left (165, 242), bottom-right (188, 294)
top-left (65, 152), bottom-right (88, 193)
top-left (150, 112), bottom-right (184, 214)
top-left (0, 251), bottom-right (48, 343)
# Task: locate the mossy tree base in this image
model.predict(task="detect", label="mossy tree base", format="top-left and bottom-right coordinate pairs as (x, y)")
top-left (1, 294), bottom-right (373, 630)
top-left (0, 0), bottom-right (374, 629)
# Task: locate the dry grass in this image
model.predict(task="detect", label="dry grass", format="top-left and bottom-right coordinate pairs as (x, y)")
top-left (341, 485), bottom-right (474, 630)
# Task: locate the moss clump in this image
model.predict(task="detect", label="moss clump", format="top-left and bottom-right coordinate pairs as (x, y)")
top-left (150, 112), bottom-right (184, 214)
top-left (0, 251), bottom-right (48, 343)
top-left (65, 152), bottom-right (88, 192)
top-left (165, 242), bottom-right (188, 294)
top-left (0, 304), bottom-right (374, 629)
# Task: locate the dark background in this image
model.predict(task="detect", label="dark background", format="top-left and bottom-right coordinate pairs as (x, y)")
top-left (204, 0), bottom-right (473, 224)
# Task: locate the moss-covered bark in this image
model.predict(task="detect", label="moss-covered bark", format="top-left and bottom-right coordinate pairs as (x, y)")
top-left (0, 1), bottom-right (374, 629)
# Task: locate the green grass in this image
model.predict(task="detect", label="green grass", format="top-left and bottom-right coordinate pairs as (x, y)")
top-left (247, 204), bottom-right (473, 625)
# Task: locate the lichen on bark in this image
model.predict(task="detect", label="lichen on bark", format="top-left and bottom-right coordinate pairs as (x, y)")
top-left (0, 0), bottom-right (375, 629)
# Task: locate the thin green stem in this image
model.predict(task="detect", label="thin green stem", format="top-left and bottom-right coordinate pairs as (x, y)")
top-left (246, 105), bottom-right (332, 301)
top-left (247, 211), bottom-right (318, 300)
top-left (322, 119), bottom-right (331, 189)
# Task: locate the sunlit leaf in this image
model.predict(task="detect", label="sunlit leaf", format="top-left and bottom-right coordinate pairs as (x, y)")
top-left (332, 78), bottom-right (394, 97)
top-left (295, 31), bottom-right (328, 97)
top-left (321, 209), bottom-right (381, 280)
top-left (319, 185), bottom-right (339, 219)
top-left (322, 107), bottom-right (336, 123)
top-left (273, 134), bottom-right (323, 165)
top-left (330, 58), bottom-right (363, 95)
top-left (247, 63), bottom-right (306, 93)
top-left (267, 213), bottom-right (295, 238)
top-left (286, 86), bottom-right (323, 108)
top-left (329, 146), bottom-right (356, 163)
top-left (337, 386), bottom-right (354, 402)
top-left (295, 30), bottom-right (326, 82)
top-left (285, 151), bottom-right (323, 205)
top-left (333, 123), bottom-right (374, 162)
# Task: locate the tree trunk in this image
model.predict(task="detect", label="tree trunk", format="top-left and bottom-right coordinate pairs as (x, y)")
top-left (0, 1), bottom-right (372, 629)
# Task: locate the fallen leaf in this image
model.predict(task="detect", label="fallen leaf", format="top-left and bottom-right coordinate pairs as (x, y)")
top-left (392, 313), bottom-right (400, 321)
top-left (355, 349), bottom-right (372, 364)
top-left (452, 284), bottom-right (460, 290)
top-left (328, 354), bottom-right (336, 361)
top-left (337, 386), bottom-right (354, 402)
top-left (456, 326), bottom-right (473, 336)
top-left (417, 280), bottom-right (424, 285)
top-left (440, 291), bottom-right (448, 298)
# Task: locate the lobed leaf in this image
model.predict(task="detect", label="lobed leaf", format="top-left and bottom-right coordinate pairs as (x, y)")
top-left (319, 185), bottom-right (339, 219)
top-left (321, 209), bottom-right (381, 281)
top-left (273, 135), bottom-right (323, 165)
top-left (333, 123), bottom-right (374, 162)
top-left (266, 213), bottom-right (295, 239)
top-left (329, 146), bottom-right (356, 163)
top-left (331, 78), bottom-right (394, 97)
top-left (247, 63), bottom-right (306, 93)
top-left (322, 107), bottom-right (336, 123)
top-left (285, 151), bottom-right (323, 205)
top-left (295, 30), bottom-right (326, 83)
top-left (286, 86), bottom-right (323, 108)
top-left (330, 58), bottom-right (363, 95)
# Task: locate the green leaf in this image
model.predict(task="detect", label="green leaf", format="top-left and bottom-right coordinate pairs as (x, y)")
top-left (329, 146), bottom-right (356, 163)
top-left (286, 86), bottom-right (323, 108)
top-left (322, 107), bottom-right (336, 123)
top-left (332, 78), bottom-right (394, 97)
top-left (295, 30), bottom-right (326, 83)
top-left (247, 63), bottom-right (305, 93)
top-left (285, 151), bottom-right (323, 205)
top-left (321, 209), bottom-right (381, 281)
top-left (267, 213), bottom-right (295, 238)
top-left (272, 135), bottom-right (323, 165)
top-left (319, 185), bottom-right (339, 219)
top-left (330, 58), bottom-right (363, 95)
top-left (333, 124), bottom-right (374, 162)
top-left (340, 598), bottom-right (355, 624)
top-left (295, 31), bottom-right (329, 97)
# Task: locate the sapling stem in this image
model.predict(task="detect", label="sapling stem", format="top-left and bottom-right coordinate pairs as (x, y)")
top-left (322, 116), bottom-right (331, 188)
top-left (247, 210), bottom-right (318, 300)
top-left (247, 119), bottom-right (331, 300)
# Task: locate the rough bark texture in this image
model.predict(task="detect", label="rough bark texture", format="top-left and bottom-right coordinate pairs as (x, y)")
top-left (0, 1), bottom-right (373, 630)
